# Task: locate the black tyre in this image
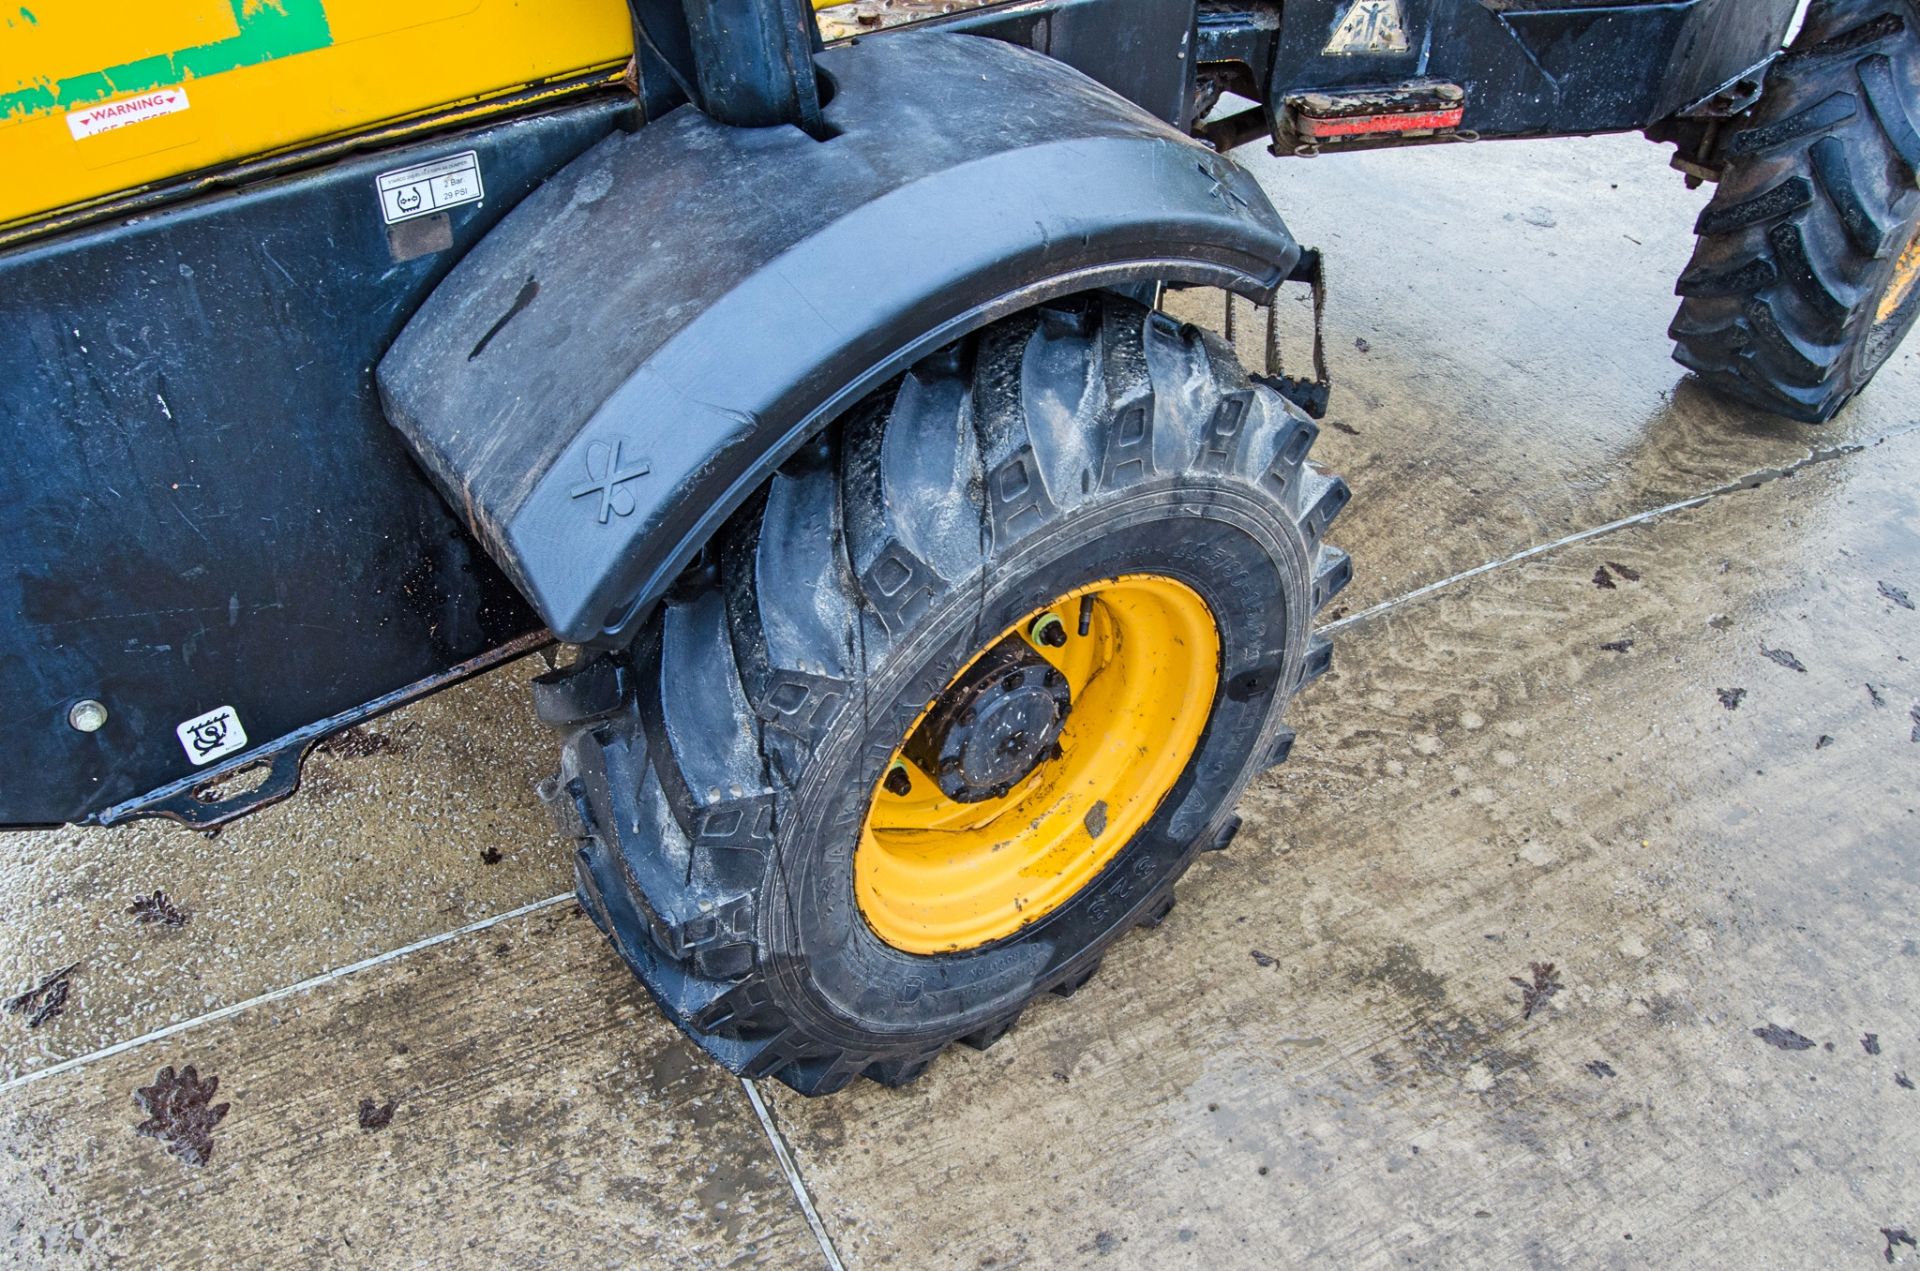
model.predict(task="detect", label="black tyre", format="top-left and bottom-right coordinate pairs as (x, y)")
top-left (1671, 0), bottom-right (1920, 422)
top-left (538, 292), bottom-right (1349, 1095)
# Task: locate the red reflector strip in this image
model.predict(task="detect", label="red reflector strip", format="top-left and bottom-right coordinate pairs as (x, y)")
top-left (1299, 106), bottom-right (1465, 138)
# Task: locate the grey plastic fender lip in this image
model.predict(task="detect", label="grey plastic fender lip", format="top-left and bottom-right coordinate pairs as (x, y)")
top-left (379, 31), bottom-right (1300, 648)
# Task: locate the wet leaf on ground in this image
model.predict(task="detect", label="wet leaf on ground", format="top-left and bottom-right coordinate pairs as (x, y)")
top-left (1864, 1033), bottom-right (1881, 1055)
top-left (1585, 1060), bottom-right (1616, 1079)
top-left (1717, 688), bottom-right (1746, 710)
top-left (1752, 1023), bottom-right (1816, 1051)
top-left (127, 890), bottom-right (189, 928)
top-left (1604, 561), bottom-right (1641, 582)
top-left (358, 1096), bottom-right (398, 1131)
top-left (1599, 640), bottom-right (1634, 653)
top-left (1898, 1072), bottom-right (1915, 1091)
top-left (1816, 735), bottom-right (1835, 749)
top-left (1882, 1228), bottom-right (1917, 1263)
top-left (1878, 581), bottom-right (1914, 610)
top-left (314, 724), bottom-right (411, 758)
top-left (479, 847), bottom-right (504, 866)
top-left (133, 1065), bottom-right (230, 1166)
top-left (1510, 962), bottom-right (1562, 1019)
top-left (1867, 683), bottom-right (1888, 708)
top-left (1249, 950), bottom-right (1276, 968)
top-left (1593, 568), bottom-right (1617, 591)
top-left (1759, 643), bottom-right (1807, 673)
top-left (5, 963), bottom-right (77, 1028)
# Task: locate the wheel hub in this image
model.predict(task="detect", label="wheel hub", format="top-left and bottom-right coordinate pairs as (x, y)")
top-left (860, 576), bottom-right (1221, 955)
top-left (903, 635), bottom-right (1071, 802)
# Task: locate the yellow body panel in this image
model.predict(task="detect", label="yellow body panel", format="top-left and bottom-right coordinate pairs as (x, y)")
top-left (0, 0), bottom-right (635, 232)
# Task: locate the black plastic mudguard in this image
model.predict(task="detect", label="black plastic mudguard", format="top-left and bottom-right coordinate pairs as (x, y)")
top-left (378, 31), bottom-right (1301, 649)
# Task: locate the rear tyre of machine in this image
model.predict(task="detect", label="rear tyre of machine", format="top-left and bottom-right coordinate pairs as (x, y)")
top-left (539, 291), bottom-right (1351, 1094)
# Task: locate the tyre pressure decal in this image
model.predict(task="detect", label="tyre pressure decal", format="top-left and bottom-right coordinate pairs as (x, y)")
top-left (375, 151), bottom-right (485, 224)
top-left (176, 705), bottom-right (247, 766)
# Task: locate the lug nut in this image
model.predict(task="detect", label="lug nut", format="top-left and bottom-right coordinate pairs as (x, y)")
top-left (1030, 613), bottom-right (1068, 648)
top-left (883, 763), bottom-right (913, 797)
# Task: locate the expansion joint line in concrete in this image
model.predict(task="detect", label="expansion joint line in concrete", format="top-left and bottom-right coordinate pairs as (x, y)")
top-left (0, 893), bottom-right (575, 1097)
top-left (6, 421), bottom-right (1914, 1102)
top-left (1321, 424), bottom-right (1917, 638)
top-left (743, 1078), bottom-right (849, 1271)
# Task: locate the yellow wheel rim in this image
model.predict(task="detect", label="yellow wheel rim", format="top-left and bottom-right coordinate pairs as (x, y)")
top-left (1876, 226), bottom-right (1920, 327)
top-left (856, 575), bottom-right (1220, 955)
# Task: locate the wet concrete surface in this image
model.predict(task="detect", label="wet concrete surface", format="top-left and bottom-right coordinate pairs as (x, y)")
top-left (767, 425), bottom-right (1920, 1269)
top-left (0, 656), bottom-right (569, 1080)
top-left (2, 131), bottom-right (1917, 1266)
top-left (0, 904), bottom-right (821, 1268)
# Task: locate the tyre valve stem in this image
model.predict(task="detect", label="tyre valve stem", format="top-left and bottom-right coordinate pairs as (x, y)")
top-left (883, 762), bottom-right (913, 797)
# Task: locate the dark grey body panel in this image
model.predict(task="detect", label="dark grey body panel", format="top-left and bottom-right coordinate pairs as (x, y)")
top-left (379, 33), bottom-right (1301, 648)
top-left (0, 101), bottom-right (628, 827)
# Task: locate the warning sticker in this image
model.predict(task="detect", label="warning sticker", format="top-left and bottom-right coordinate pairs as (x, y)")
top-left (176, 705), bottom-right (248, 766)
top-left (376, 151), bottom-right (485, 224)
top-left (67, 87), bottom-right (191, 140)
top-left (1324, 0), bottom-right (1411, 55)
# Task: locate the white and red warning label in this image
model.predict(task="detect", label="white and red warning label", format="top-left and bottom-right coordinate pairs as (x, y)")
top-left (66, 87), bottom-right (191, 140)
top-left (375, 151), bottom-right (485, 225)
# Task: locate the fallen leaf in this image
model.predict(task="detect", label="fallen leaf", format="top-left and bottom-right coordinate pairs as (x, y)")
top-left (133, 1065), bottom-right (230, 1166)
top-left (358, 1096), bottom-right (398, 1131)
top-left (127, 890), bottom-right (188, 928)
top-left (5, 964), bottom-right (77, 1029)
top-left (1752, 1023), bottom-right (1816, 1051)
top-left (1759, 643), bottom-right (1807, 673)
top-left (1509, 962), bottom-right (1562, 1019)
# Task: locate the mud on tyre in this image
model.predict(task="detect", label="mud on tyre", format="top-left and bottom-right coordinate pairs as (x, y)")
top-left (536, 292), bottom-right (1350, 1095)
top-left (1671, 0), bottom-right (1920, 422)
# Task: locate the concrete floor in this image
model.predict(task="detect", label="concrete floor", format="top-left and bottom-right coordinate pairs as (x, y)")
top-left (3, 131), bottom-right (1918, 1268)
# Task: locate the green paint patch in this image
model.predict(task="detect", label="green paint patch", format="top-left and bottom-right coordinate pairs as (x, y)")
top-left (2, 0), bottom-right (332, 123)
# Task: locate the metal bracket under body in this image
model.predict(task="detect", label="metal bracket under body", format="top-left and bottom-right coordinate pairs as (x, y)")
top-left (1224, 247), bottom-right (1331, 419)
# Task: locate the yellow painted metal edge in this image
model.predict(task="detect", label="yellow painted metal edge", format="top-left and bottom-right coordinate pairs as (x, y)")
top-left (0, 67), bottom-right (628, 249)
